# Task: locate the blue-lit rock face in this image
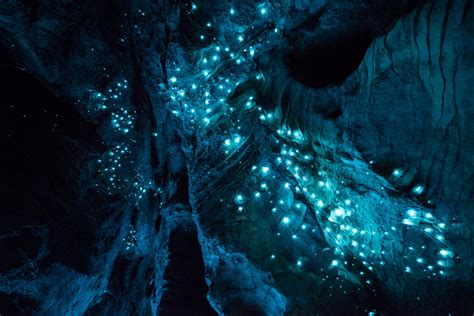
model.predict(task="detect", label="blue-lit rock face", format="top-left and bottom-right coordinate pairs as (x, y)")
top-left (0, 0), bottom-right (473, 315)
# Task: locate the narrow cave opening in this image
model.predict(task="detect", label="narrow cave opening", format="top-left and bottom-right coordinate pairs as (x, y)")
top-left (159, 224), bottom-right (217, 315)
top-left (287, 28), bottom-right (375, 88)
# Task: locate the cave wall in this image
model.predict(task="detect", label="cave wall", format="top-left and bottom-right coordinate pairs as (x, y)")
top-left (0, 0), bottom-right (473, 315)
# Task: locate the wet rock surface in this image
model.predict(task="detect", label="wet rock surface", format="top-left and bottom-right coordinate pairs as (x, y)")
top-left (0, 0), bottom-right (473, 315)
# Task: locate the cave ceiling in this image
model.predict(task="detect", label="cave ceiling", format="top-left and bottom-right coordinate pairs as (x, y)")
top-left (0, 0), bottom-right (473, 315)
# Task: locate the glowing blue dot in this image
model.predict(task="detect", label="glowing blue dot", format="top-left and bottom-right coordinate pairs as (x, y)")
top-left (412, 185), bottom-right (424, 195)
top-left (333, 208), bottom-right (345, 217)
top-left (402, 219), bottom-right (413, 225)
top-left (392, 169), bottom-right (402, 177)
top-left (439, 249), bottom-right (452, 257)
top-left (235, 194), bottom-right (244, 204)
top-left (292, 130), bottom-right (303, 140)
top-left (282, 217), bottom-right (289, 224)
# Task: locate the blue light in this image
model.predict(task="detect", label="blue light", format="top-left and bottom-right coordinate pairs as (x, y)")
top-left (235, 194), bottom-right (245, 204)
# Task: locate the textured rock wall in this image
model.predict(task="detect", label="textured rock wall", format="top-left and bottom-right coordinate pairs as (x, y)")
top-left (0, 1), bottom-right (185, 314)
top-left (0, 0), bottom-right (473, 315)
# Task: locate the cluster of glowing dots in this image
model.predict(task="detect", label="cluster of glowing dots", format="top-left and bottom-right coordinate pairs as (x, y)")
top-left (111, 108), bottom-right (134, 134)
top-left (167, 62), bottom-right (239, 125)
top-left (132, 177), bottom-right (160, 201)
top-left (165, 2), bottom-right (282, 126)
top-left (91, 79), bottom-right (134, 134)
top-left (280, 142), bottom-right (456, 281)
top-left (223, 135), bottom-right (243, 154)
top-left (170, 1), bottom-right (457, 290)
top-left (277, 127), bottom-right (305, 144)
top-left (92, 79), bottom-right (129, 110)
top-left (122, 224), bottom-right (138, 251)
top-left (91, 78), bottom-right (147, 203)
top-left (401, 207), bottom-right (454, 274)
top-left (97, 144), bottom-right (131, 192)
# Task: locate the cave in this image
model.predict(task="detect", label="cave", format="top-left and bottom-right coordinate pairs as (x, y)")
top-left (0, 0), bottom-right (473, 315)
top-left (288, 28), bottom-right (375, 88)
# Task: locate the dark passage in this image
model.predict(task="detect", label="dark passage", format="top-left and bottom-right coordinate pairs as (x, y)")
top-left (159, 223), bottom-right (217, 315)
top-left (0, 65), bottom-right (104, 275)
top-left (288, 29), bottom-right (374, 89)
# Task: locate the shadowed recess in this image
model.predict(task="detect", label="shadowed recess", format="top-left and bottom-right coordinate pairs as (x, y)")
top-left (288, 28), bottom-right (375, 88)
